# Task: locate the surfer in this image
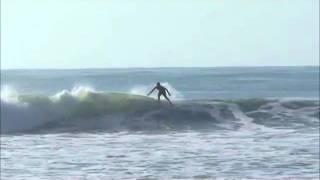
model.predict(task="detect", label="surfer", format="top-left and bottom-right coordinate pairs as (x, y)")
top-left (147, 82), bottom-right (173, 105)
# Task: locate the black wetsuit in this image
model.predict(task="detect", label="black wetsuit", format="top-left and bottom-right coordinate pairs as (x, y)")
top-left (156, 85), bottom-right (167, 96)
top-left (148, 83), bottom-right (173, 105)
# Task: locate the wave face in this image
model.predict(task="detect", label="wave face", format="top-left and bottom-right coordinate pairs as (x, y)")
top-left (1, 87), bottom-right (319, 134)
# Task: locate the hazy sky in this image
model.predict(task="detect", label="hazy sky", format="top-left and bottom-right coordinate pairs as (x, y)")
top-left (1, 0), bottom-right (319, 69)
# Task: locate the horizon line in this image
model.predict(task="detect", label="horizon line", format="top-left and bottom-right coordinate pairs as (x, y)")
top-left (1, 65), bottom-right (319, 71)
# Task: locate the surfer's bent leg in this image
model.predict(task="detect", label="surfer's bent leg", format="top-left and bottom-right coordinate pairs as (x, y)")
top-left (157, 92), bottom-right (161, 103)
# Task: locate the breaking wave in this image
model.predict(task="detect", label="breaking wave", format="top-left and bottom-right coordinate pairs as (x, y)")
top-left (1, 86), bottom-right (319, 134)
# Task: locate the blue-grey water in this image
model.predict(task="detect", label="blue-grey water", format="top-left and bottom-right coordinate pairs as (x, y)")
top-left (1, 67), bottom-right (319, 179)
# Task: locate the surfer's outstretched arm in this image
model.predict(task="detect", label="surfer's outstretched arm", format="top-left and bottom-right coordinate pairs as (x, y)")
top-left (165, 88), bottom-right (171, 96)
top-left (147, 87), bottom-right (156, 96)
top-left (163, 94), bottom-right (173, 105)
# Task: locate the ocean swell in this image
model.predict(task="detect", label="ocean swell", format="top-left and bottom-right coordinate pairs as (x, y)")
top-left (1, 87), bottom-right (319, 134)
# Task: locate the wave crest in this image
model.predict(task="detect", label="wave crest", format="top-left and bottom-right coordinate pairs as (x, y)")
top-left (1, 86), bottom-right (319, 134)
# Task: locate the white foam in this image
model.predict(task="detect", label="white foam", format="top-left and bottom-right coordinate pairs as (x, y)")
top-left (1, 85), bottom-right (19, 104)
top-left (51, 85), bottom-right (98, 101)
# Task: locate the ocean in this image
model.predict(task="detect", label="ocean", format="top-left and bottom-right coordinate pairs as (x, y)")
top-left (1, 66), bottom-right (319, 179)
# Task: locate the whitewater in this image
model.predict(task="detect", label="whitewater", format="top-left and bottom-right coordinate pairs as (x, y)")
top-left (1, 67), bottom-right (319, 179)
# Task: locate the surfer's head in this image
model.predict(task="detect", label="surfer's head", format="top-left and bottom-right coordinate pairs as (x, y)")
top-left (156, 82), bottom-right (160, 86)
